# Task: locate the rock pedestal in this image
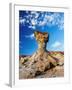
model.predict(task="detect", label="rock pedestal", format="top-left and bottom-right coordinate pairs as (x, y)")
top-left (19, 31), bottom-right (64, 79)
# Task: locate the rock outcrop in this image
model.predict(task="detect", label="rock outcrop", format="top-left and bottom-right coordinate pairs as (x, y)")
top-left (19, 31), bottom-right (64, 79)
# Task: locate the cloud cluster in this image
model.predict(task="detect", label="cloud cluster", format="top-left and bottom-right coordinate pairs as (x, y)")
top-left (19, 11), bottom-right (64, 30)
top-left (51, 41), bottom-right (62, 48)
top-left (24, 34), bottom-right (34, 39)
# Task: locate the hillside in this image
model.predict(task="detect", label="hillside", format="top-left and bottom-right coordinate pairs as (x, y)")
top-left (19, 51), bottom-right (64, 79)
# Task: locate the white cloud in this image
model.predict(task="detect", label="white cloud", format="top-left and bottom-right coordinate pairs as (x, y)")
top-left (45, 13), bottom-right (64, 30)
top-left (31, 11), bottom-right (39, 18)
top-left (20, 11), bottom-right (64, 30)
top-left (25, 34), bottom-right (34, 39)
top-left (51, 13), bottom-right (64, 30)
top-left (28, 25), bottom-right (36, 29)
top-left (31, 11), bottom-right (36, 14)
top-left (45, 14), bottom-right (54, 22)
top-left (26, 20), bottom-right (29, 23)
top-left (35, 13), bottom-right (39, 18)
top-left (51, 41), bottom-right (62, 48)
top-left (31, 19), bottom-right (37, 25)
top-left (38, 20), bottom-right (46, 26)
top-left (57, 18), bottom-right (64, 30)
top-left (38, 13), bottom-right (64, 30)
top-left (19, 18), bottom-right (25, 24)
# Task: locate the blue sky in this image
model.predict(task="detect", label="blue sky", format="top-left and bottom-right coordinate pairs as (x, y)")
top-left (19, 10), bottom-right (64, 55)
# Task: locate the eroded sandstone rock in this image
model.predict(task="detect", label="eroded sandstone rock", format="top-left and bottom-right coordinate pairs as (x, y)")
top-left (19, 31), bottom-right (64, 79)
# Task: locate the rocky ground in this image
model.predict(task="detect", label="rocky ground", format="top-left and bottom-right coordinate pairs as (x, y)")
top-left (19, 31), bottom-right (64, 79)
top-left (19, 51), bottom-right (64, 79)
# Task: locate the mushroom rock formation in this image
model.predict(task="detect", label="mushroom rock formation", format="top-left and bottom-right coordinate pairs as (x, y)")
top-left (29, 32), bottom-right (49, 70)
top-left (34, 31), bottom-right (49, 54)
top-left (19, 31), bottom-right (50, 78)
top-left (19, 31), bottom-right (63, 79)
